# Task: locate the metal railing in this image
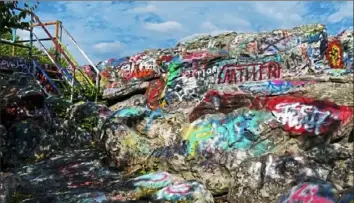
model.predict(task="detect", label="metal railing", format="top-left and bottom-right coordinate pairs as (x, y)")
top-left (2, 8), bottom-right (101, 102)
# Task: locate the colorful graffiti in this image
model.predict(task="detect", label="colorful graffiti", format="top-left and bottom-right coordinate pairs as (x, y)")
top-left (277, 181), bottom-right (337, 203)
top-left (129, 172), bottom-right (173, 190)
top-left (238, 80), bottom-right (314, 96)
top-left (189, 90), bottom-right (254, 122)
top-left (265, 96), bottom-right (353, 135)
top-left (0, 56), bottom-right (35, 74)
top-left (218, 61), bottom-right (281, 84)
top-left (145, 77), bottom-right (166, 110)
top-left (153, 181), bottom-right (211, 202)
top-left (326, 39), bottom-right (344, 69)
top-left (182, 109), bottom-right (275, 158)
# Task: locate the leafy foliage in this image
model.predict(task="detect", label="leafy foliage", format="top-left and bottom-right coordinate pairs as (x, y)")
top-left (0, 1), bottom-right (39, 35)
top-left (0, 2), bottom-right (99, 101)
top-left (0, 32), bottom-right (69, 67)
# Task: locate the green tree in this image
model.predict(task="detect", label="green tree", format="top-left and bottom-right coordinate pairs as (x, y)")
top-left (0, 1), bottom-right (39, 35)
top-left (0, 32), bottom-right (69, 67)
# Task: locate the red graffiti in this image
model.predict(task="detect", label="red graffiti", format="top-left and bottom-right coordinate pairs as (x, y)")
top-left (326, 39), bottom-right (344, 69)
top-left (290, 184), bottom-right (335, 203)
top-left (160, 55), bottom-right (173, 63)
top-left (182, 51), bottom-right (213, 61)
top-left (81, 65), bottom-right (95, 80)
top-left (100, 70), bottom-right (111, 79)
top-left (218, 62), bottom-right (281, 84)
top-left (156, 55), bottom-right (173, 66)
top-left (123, 65), bottom-right (157, 80)
top-left (189, 90), bottom-right (254, 122)
top-left (264, 96), bottom-right (353, 135)
top-left (165, 183), bottom-right (191, 195)
top-left (145, 78), bottom-right (166, 110)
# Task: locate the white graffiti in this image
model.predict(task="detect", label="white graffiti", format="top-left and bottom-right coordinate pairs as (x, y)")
top-left (272, 102), bottom-right (331, 135)
top-left (207, 40), bottom-right (216, 48)
top-left (103, 88), bottom-right (120, 96)
top-left (0, 58), bottom-right (35, 74)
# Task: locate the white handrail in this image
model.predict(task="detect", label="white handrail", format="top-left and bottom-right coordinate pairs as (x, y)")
top-left (61, 24), bottom-right (100, 98)
top-left (61, 25), bottom-right (100, 74)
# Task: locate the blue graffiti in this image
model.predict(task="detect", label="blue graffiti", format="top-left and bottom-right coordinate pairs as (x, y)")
top-left (238, 80), bottom-right (309, 95)
top-left (109, 106), bottom-right (163, 131)
top-left (145, 107), bottom-right (163, 131)
top-left (184, 110), bottom-right (275, 158)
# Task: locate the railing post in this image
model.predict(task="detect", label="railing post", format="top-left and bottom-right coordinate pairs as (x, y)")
top-left (55, 20), bottom-right (60, 62)
top-left (29, 14), bottom-right (34, 57)
top-left (95, 74), bottom-right (100, 102)
top-left (71, 68), bottom-right (75, 102)
top-left (12, 29), bottom-right (16, 56)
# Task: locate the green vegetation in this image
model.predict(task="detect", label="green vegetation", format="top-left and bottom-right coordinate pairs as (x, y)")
top-left (1, 2), bottom-right (100, 102)
top-left (0, 1), bottom-right (39, 35)
top-left (0, 32), bottom-right (69, 67)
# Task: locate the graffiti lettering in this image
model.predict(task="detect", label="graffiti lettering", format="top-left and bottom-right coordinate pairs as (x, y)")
top-left (266, 96), bottom-right (354, 135)
top-left (183, 65), bottom-right (218, 78)
top-left (103, 88), bottom-right (120, 96)
top-left (218, 62), bottom-right (281, 84)
top-left (0, 56), bottom-right (35, 74)
top-left (273, 102), bottom-right (331, 135)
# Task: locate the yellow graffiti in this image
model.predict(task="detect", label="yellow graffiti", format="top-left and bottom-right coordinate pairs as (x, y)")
top-left (182, 124), bottom-right (213, 158)
top-left (329, 44), bottom-right (341, 67)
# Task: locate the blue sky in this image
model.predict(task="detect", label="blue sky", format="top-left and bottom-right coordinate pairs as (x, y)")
top-left (17, 1), bottom-right (353, 66)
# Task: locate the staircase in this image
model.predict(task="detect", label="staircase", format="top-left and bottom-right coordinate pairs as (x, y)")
top-left (0, 11), bottom-right (101, 102)
top-left (30, 13), bottom-right (101, 101)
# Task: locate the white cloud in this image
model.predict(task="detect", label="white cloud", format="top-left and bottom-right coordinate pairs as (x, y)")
top-left (131, 4), bottom-right (157, 13)
top-left (252, 1), bottom-right (309, 28)
top-left (200, 21), bottom-right (218, 31)
top-left (23, 1), bottom-right (352, 65)
top-left (328, 1), bottom-right (354, 23)
top-left (144, 21), bottom-right (183, 33)
top-left (92, 41), bottom-right (124, 54)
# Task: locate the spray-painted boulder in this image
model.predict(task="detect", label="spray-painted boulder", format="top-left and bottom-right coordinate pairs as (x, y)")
top-left (228, 154), bottom-right (334, 203)
top-left (108, 94), bottom-right (146, 112)
top-left (66, 101), bottom-right (112, 143)
top-left (1, 120), bottom-right (61, 168)
top-left (100, 119), bottom-right (155, 172)
top-left (0, 73), bottom-right (51, 129)
top-left (136, 112), bottom-right (187, 143)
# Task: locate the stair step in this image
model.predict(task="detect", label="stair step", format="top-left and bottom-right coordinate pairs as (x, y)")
top-left (44, 69), bottom-right (61, 74)
top-left (51, 79), bottom-right (65, 82)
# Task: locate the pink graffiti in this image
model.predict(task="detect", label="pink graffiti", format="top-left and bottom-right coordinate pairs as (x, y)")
top-left (289, 184), bottom-right (335, 203)
top-left (182, 51), bottom-right (213, 61)
top-left (165, 183), bottom-right (191, 195)
top-left (129, 53), bottom-right (146, 63)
